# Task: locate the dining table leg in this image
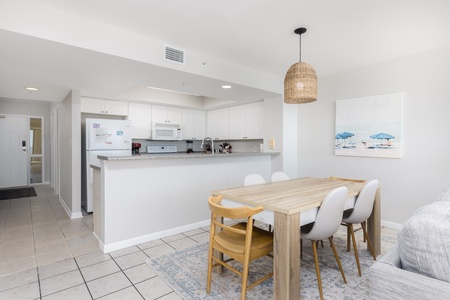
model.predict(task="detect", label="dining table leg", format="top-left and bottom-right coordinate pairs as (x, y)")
top-left (273, 211), bottom-right (300, 300)
top-left (367, 187), bottom-right (381, 256)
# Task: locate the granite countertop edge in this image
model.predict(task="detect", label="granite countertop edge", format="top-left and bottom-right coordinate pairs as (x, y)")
top-left (98, 152), bottom-right (280, 161)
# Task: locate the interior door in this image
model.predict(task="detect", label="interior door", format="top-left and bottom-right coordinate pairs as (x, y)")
top-left (0, 115), bottom-right (28, 188)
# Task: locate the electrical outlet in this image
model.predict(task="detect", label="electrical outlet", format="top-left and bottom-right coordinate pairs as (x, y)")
top-left (269, 138), bottom-right (275, 149)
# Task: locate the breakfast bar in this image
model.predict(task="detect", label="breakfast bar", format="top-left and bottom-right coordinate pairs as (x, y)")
top-left (92, 152), bottom-right (279, 253)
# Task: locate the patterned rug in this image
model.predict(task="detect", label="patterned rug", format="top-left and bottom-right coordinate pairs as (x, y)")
top-left (147, 227), bottom-right (397, 299)
top-left (0, 187), bottom-right (36, 201)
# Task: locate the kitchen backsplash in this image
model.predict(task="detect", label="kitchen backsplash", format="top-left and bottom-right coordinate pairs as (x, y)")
top-left (132, 139), bottom-right (264, 154)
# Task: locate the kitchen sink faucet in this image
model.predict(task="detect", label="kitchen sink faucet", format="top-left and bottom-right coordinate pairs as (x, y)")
top-left (201, 137), bottom-right (214, 153)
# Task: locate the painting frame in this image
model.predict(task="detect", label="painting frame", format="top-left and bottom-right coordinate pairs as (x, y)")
top-left (335, 92), bottom-right (403, 158)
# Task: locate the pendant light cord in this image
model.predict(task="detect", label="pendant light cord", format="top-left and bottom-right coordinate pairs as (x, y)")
top-left (299, 34), bottom-right (302, 62)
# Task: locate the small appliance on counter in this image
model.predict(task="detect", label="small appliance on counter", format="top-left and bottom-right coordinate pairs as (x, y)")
top-left (132, 143), bottom-right (141, 155)
top-left (220, 142), bottom-right (232, 154)
top-left (186, 140), bottom-right (194, 153)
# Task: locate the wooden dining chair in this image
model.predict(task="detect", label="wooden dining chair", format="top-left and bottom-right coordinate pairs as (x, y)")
top-left (300, 187), bottom-right (349, 300)
top-left (341, 179), bottom-right (379, 276)
top-left (206, 195), bottom-right (273, 300)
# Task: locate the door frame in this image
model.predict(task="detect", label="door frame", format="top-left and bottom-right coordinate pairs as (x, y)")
top-left (51, 106), bottom-right (60, 193)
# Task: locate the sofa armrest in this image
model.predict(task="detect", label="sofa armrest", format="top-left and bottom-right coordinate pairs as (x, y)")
top-left (370, 246), bottom-right (450, 300)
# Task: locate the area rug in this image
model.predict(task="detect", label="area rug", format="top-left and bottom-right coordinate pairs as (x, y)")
top-left (0, 187), bottom-right (37, 200)
top-left (147, 227), bottom-right (397, 299)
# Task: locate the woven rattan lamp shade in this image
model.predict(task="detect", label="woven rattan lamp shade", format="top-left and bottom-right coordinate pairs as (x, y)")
top-left (284, 61), bottom-right (317, 104)
top-left (284, 27), bottom-right (318, 104)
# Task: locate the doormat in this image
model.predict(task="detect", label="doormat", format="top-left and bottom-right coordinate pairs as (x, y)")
top-left (0, 187), bottom-right (37, 200)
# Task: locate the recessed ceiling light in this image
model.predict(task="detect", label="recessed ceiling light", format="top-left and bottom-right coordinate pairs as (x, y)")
top-left (25, 87), bottom-right (38, 91)
top-left (222, 85), bottom-right (232, 89)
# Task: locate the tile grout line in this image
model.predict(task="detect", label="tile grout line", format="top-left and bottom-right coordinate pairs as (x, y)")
top-left (73, 257), bottom-right (94, 300)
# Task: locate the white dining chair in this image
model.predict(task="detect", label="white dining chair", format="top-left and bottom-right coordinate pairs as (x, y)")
top-left (271, 171), bottom-right (290, 182)
top-left (301, 187), bottom-right (348, 300)
top-left (244, 173), bottom-right (266, 185)
top-left (341, 179), bottom-right (379, 276)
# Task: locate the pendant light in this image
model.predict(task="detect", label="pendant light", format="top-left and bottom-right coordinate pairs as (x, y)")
top-left (284, 27), bottom-right (318, 104)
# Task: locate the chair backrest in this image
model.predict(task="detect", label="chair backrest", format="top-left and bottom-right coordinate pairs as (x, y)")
top-left (208, 195), bottom-right (263, 243)
top-left (343, 179), bottom-right (379, 223)
top-left (244, 173), bottom-right (266, 186)
top-left (303, 187), bottom-right (348, 241)
top-left (271, 171), bottom-right (290, 182)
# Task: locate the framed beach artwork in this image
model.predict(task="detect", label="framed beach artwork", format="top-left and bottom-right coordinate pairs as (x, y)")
top-left (335, 92), bottom-right (403, 158)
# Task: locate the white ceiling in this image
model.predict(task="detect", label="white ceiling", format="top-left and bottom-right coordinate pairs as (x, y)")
top-left (1, 0), bottom-right (450, 106)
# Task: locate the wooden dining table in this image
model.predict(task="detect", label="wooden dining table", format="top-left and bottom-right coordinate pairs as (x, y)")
top-left (212, 177), bottom-right (380, 300)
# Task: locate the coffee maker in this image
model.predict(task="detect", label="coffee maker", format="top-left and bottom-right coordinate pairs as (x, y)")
top-left (132, 143), bottom-right (141, 155)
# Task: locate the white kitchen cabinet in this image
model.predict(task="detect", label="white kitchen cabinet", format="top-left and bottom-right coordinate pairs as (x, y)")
top-left (127, 102), bottom-right (152, 139)
top-left (181, 109), bottom-right (206, 140)
top-left (81, 97), bottom-right (128, 116)
top-left (207, 108), bottom-right (229, 140)
top-left (229, 102), bottom-right (263, 139)
top-left (151, 105), bottom-right (182, 124)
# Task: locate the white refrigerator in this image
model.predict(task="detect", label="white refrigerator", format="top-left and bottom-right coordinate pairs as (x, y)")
top-left (82, 118), bottom-right (132, 213)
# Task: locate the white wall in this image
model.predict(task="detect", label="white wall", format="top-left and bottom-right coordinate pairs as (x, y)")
top-left (297, 46), bottom-right (450, 225)
top-left (59, 90), bottom-right (82, 218)
top-left (263, 95), bottom-right (284, 173)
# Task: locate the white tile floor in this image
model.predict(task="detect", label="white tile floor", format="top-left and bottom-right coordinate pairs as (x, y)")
top-left (0, 185), bottom-right (210, 299)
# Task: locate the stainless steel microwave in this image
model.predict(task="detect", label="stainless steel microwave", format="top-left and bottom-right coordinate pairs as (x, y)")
top-left (151, 122), bottom-right (182, 140)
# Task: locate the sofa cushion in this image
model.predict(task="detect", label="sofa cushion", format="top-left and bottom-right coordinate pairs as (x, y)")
top-left (397, 201), bottom-right (450, 282)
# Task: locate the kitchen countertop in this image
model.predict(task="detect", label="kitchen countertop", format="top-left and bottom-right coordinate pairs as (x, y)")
top-left (97, 151), bottom-right (280, 161)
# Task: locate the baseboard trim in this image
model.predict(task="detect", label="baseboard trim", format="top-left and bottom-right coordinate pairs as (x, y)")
top-left (58, 195), bottom-right (83, 219)
top-left (381, 220), bottom-right (402, 230)
top-left (101, 219), bottom-right (210, 253)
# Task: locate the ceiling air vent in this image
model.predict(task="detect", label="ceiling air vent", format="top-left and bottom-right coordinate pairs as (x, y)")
top-left (165, 46), bottom-right (185, 64)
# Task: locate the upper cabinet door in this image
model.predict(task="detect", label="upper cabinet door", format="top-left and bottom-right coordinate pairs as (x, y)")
top-left (104, 100), bottom-right (128, 116)
top-left (207, 108), bottom-right (229, 140)
top-left (182, 109), bottom-right (206, 140)
top-left (81, 98), bottom-right (128, 116)
top-left (228, 102), bottom-right (263, 139)
top-left (128, 102), bottom-right (152, 139)
top-left (151, 105), bottom-right (182, 124)
top-left (81, 98), bottom-right (105, 114)
top-left (244, 102), bottom-right (263, 139)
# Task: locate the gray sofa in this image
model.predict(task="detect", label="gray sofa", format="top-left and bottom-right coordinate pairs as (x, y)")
top-left (370, 200), bottom-right (450, 300)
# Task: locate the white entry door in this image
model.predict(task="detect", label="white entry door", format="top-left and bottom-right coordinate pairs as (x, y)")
top-left (0, 115), bottom-right (28, 188)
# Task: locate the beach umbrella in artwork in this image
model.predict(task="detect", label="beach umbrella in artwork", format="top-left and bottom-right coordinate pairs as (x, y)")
top-left (370, 133), bottom-right (395, 145)
top-left (337, 132), bottom-right (354, 147)
top-left (335, 134), bottom-right (343, 147)
top-left (340, 132), bottom-right (354, 138)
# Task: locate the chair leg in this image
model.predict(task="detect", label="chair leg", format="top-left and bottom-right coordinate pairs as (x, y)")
top-left (346, 225), bottom-right (351, 252)
top-left (206, 243), bottom-right (213, 294)
top-left (349, 224), bottom-right (362, 276)
top-left (240, 259), bottom-right (250, 300)
top-left (361, 222), bottom-right (376, 260)
top-left (311, 240), bottom-right (324, 300)
top-left (300, 238), bottom-right (303, 259)
top-left (362, 221), bottom-right (366, 242)
top-left (329, 237), bottom-right (347, 283)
